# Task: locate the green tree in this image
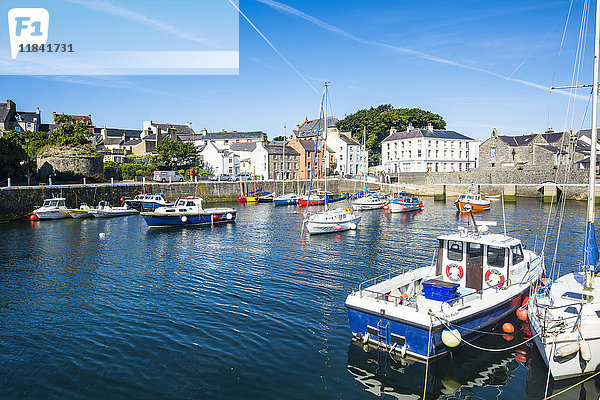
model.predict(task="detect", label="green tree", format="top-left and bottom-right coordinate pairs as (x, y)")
top-left (273, 135), bottom-right (285, 141)
top-left (156, 138), bottom-right (197, 169)
top-left (50, 114), bottom-right (91, 146)
top-left (336, 105), bottom-right (446, 165)
top-left (0, 135), bottom-right (27, 180)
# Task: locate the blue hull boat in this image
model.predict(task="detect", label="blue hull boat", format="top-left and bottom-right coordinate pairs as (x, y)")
top-left (273, 198), bottom-right (297, 206)
top-left (141, 197), bottom-right (236, 228)
top-left (345, 221), bottom-right (543, 361)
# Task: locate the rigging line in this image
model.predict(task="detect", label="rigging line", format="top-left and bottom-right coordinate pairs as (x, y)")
top-left (567, 0), bottom-right (591, 131)
top-left (225, 0), bottom-right (318, 94)
top-left (548, 0), bottom-right (576, 127)
top-left (303, 92), bottom-right (325, 220)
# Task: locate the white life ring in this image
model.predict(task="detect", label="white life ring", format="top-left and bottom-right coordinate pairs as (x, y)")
top-left (226, 212), bottom-right (233, 220)
top-left (485, 268), bottom-right (506, 287)
top-left (445, 264), bottom-right (463, 281)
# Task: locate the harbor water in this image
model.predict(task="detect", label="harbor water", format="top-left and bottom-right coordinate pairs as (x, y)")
top-left (0, 198), bottom-right (598, 399)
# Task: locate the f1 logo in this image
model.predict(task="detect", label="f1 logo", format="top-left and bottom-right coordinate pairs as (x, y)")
top-left (8, 8), bottom-right (49, 59)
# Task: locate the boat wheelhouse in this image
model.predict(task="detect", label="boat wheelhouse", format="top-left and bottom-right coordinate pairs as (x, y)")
top-left (124, 193), bottom-right (173, 211)
top-left (33, 198), bottom-right (70, 220)
top-left (345, 224), bottom-right (542, 361)
top-left (454, 188), bottom-right (490, 213)
top-left (388, 192), bottom-right (423, 213)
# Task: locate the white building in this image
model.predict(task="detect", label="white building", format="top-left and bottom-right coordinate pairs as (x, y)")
top-left (382, 124), bottom-right (479, 173)
top-left (199, 141), bottom-right (240, 176)
top-left (326, 128), bottom-right (368, 176)
top-left (229, 141), bottom-right (269, 179)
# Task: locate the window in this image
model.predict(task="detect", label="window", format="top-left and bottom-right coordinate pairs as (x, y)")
top-left (467, 242), bottom-right (482, 264)
top-left (418, 149), bottom-right (422, 157)
top-left (487, 246), bottom-right (506, 268)
top-left (511, 245), bottom-right (524, 265)
top-left (448, 240), bottom-right (463, 261)
top-left (491, 147), bottom-right (496, 157)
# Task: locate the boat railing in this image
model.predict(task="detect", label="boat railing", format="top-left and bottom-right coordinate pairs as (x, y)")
top-left (357, 266), bottom-right (415, 292)
top-left (439, 279), bottom-right (516, 311)
top-left (533, 297), bottom-right (586, 334)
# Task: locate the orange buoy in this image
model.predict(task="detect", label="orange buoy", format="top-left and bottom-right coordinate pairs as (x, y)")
top-left (502, 333), bottom-right (514, 341)
top-left (522, 296), bottom-right (529, 306)
top-left (401, 293), bottom-right (408, 298)
top-left (383, 205), bottom-right (389, 210)
top-left (516, 307), bottom-right (529, 322)
top-left (30, 214), bottom-right (38, 221)
top-left (502, 322), bottom-right (515, 334)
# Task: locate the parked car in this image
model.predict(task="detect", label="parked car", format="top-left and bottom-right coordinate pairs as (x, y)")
top-left (153, 171), bottom-right (184, 182)
top-left (234, 173), bottom-right (252, 181)
top-left (211, 174), bottom-right (233, 181)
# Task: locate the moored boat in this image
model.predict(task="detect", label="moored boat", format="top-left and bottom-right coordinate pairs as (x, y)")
top-left (141, 197), bottom-right (236, 227)
top-left (67, 204), bottom-right (92, 219)
top-left (388, 192), bottom-right (423, 213)
top-left (32, 197), bottom-right (70, 220)
top-left (273, 193), bottom-right (299, 206)
top-left (345, 217), bottom-right (543, 361)
top-left (89, 201), bottom-right (139, 218)
top-left (123, 193), bottom-right (173, 211)
top-left (305, 207), bottom-right (361, 235)
top-left (352, 193), bottom-right (388, 211)
top-left (454, 187), bottom-right (490, 213)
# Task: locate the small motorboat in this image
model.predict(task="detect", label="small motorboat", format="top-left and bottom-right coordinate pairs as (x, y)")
top-left (88, 201), bottom-right (139, 218)
top-left (257, 192), bottom-right (274, 203)
top-left (32, 197), bottom-right (70, 220)
top-left (141, 197), bottom-right (236, 227)
top-left (388, 192), bottom-right (424, 213)
top-left (123, 193), bottom-right (173, 211)
top-left (345, 215), bottom-right (543, 361)
top-left (352, 193), bottom-right (388, 211)
top-left (273, 193), bottom-right (300, 206)
top-left (454, 187), bottom-right (490, 213)
top-left (67, 204), bottom-right (92, 219)
top-left (305, 207), bottom-right (361, 235)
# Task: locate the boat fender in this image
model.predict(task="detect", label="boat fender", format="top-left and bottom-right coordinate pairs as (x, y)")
top-left (226, 213), bottom-right (233, 220)
top-left (344, 208), bottom-right (350, 213)
top-left (441, 329), bottom-right (461, 348)
top-left (484, 269), bottom-right (505, 288)
top-left (181, 215), bottom-right (188, 222)
top-left (580, 339), bottom-right (592, 361)
top-left (556, 343), bottom-right (580, 358)
top-left (445, 264), bottom-right (463, 281)
top-left (349, 223), bottom-right (357, 230)
top-left (362, 332), bottom-right (370, 344)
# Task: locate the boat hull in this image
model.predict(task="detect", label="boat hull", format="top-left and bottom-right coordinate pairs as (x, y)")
top-left (298, 198), bottom-right (325, 206)
top-left (142, 210), bottom-right (237, 227)
top-left (454, 201), bottom-right (490, 213)
top-left (273, 198), bottom-right (297, 206)
top-left (67, 210), bottom-right (92, 219)
top-left (306, 215), bottom-right (361, 235)
top-left (352, 200), bottom-right (387, 211)
top-left (346, 291), bottom-right (526, 360)
top-left (90, 210), bottom-right (139, 218)
top-left (34, 209), bottom-right (70, 220)
top-left (388, 201), bottom-right (423, 213)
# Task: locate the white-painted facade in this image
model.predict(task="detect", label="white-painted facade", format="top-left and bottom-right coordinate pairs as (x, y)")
top-left (199, 141), bottom-right (240, 176)
top-left (382, 125), bottom-right (479, 173)
top-left (325, 128), bottom-right (368, 176)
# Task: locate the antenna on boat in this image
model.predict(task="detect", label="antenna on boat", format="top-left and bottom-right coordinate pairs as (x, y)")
top-left (501, 189), bottom-right (507, 236)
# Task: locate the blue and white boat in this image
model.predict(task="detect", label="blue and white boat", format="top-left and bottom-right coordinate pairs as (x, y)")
top-left (273, 193), bottom-right (299, 206)
top-left (345, 219), bottom-right (542, 361)
top-left (124, 193), bottom-right (173, 211)
top-left (388, 192), bottom-right (423, 213)
top-left (141, 197), bottom-right (236, 227)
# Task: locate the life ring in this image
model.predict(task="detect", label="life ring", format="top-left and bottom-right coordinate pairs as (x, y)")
top-left (344, 208), bottom-right (350, 213)
top-left (445, 264), bottom-right (463, 281)
top-left (485, 268), bottom-right (506, 287)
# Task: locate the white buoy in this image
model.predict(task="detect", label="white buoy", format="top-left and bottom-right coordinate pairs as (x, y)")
top-left (441, 329), bottom-right (461, 348)
top-left (580, 339), bottom-right (592, 361)
top-left (349, 223), bottom-right (357, 230)
top-left (226, 213), bottom-right (232, 220)
top-left (181, 215), bottom-right (188, 222)
top-left (99, 232), bottom-right (106, 238)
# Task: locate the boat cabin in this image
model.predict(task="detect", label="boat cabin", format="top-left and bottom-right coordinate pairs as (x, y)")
top-left (434, 232), bottom-right (526, 292)
top-left (458, 193), bottom-right (482, 202)
top-left (42, 198), bottom-right (66, 208)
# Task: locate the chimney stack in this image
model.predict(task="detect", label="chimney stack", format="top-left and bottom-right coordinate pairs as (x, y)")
top-left (406, 124), bottom-right (414, 133)
top-left (427, 123), bottom-right (433, 132)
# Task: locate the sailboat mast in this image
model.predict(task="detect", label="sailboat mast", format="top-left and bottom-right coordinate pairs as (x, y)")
top-left (324, 82), bottom-right (329, 210)
top-left (585, 0), bottom-right (600, 287)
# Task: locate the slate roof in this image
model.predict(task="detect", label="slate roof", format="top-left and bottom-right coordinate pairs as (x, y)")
top-left (293, 117), bottom-right (339, 138)
top-left (0, 104), bottom-right (10, 123)
top-left (535, 144), bottom-right (567, 154)
top-left (339, 134), bottom-right (360, 145)
top-left (383, 128), bottom-right (474, 142)
top-left (265, 142), bottom-right (300, 156)
top-left (153, 123), bottom-right (194, 135)
top-left (93, 127), bottom-right (142, 139)
top-left (123, 139), bottom-right (142, 146)
top-left (298, 140), bottom-right (318, 151)
top-left (230, 142), bottom-right (258, 152)
top-left (542, 132), bottom-right (566, 144)
top-left (98, 137), bottom-right (123, 146)
top-left (201, 131), bottom-right (266, 141)
top-left (498, 134), bottom-right (537, 146)
top-left (14, 112), bottom-right (38, 123)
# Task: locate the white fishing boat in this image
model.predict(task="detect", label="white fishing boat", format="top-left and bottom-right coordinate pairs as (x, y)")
top-left (528, 0), bottom-right (600, 381)
top-left (352, 193), bottom-right (387, 211)
top-left (67, 204), bottom-right (92, 219)
top-left (32, 197), bottom-right (69, 220)
top-left (345, 215), bottom-right (543, 361)
top-left (304, 83), bottom-right (361, 234)
top-left (88, 201), bottom-right (139, 218)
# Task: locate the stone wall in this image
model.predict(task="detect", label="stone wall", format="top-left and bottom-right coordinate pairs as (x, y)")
top-left (37, 150), bottom-right (103, 180)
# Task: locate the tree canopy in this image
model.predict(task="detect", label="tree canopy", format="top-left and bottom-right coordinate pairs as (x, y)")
top-left (336, 105), bottom-right (446, 165)
top-left (156, 137), bottom-right (197, 168)
top-left (50, 114), bottom-right (91, 146)
top-left (0, 135), bottom-right (27, 181)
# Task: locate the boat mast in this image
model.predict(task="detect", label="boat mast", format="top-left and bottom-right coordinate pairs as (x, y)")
top-left (585, 0), bottom-right (600, 289)
top-left (282, 136), bottom-right (286, 196)
top-left (323, 81), bottom-right (329, 211)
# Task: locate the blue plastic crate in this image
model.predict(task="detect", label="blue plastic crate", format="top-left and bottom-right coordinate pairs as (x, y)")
top-left (422, 280), bottom-right (459, 302)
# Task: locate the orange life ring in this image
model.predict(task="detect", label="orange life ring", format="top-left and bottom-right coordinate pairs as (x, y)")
top-left (446, 264), bottom-right (463, 281)
top-left (485, 268), bottom-right (506, 287)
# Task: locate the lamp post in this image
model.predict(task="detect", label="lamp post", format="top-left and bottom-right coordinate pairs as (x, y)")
top-left (25, 137), bottom-right (30, 186)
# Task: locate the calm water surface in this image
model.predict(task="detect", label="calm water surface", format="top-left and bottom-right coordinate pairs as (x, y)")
top-left (1, 197), bottom-right (599, 399)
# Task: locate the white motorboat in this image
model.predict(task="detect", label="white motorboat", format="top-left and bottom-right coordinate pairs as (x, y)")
top-left (352, 193), bottom-right (387, 211)
top-left (67, 204), bottom-right (92, 219)
top-left (88, 201), bottom-right (139, 218)
top-left (527, 0), bottom-right (600, 381)
top-left (32, 197), bottom-right (69, 220)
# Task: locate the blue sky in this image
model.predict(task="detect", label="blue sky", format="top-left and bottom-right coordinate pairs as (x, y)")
top-left (0, 0), bottom-right (596, 142)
